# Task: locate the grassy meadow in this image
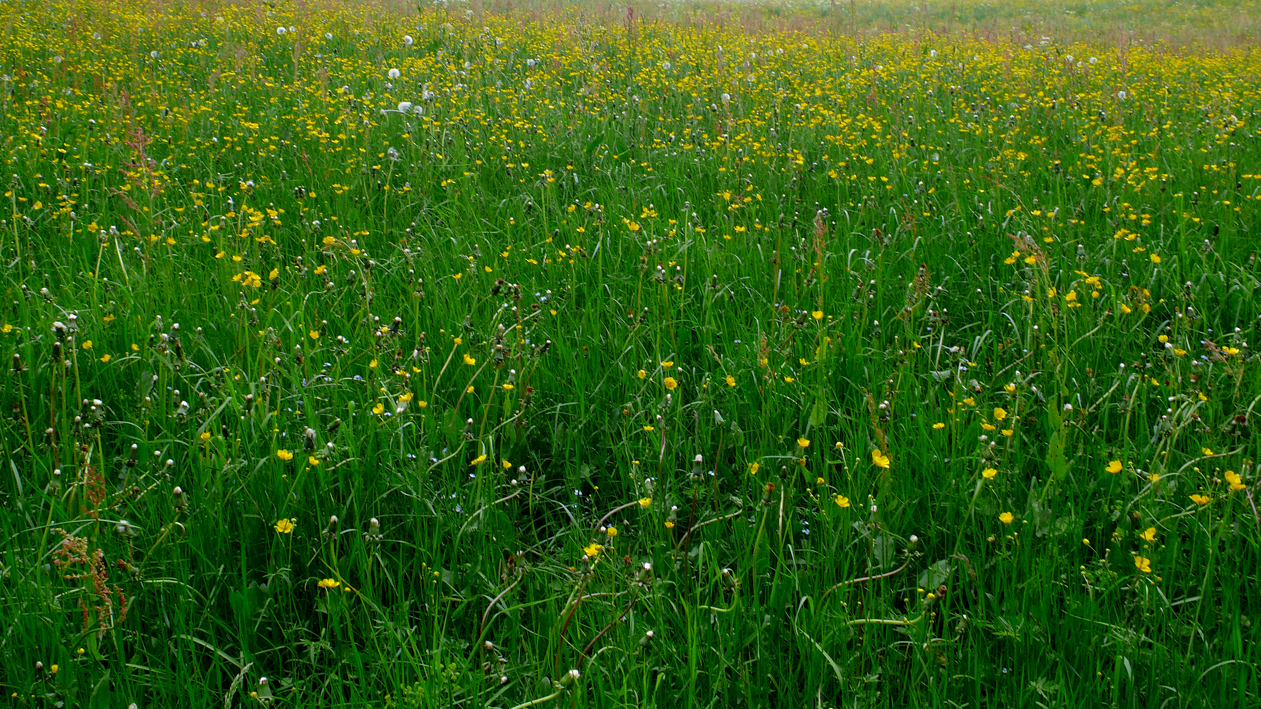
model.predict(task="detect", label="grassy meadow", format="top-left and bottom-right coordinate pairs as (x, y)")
top-left (1, 0), bottom-right (1260, 706)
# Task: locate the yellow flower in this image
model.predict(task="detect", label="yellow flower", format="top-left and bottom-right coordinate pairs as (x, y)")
top-left (1201, 447), bottom-right (1214, 456)
top-left (1150, 254), bottom-right (1162, 264)
top-left (932, 422), bottom-right (945, 430)
top-left (661, 360), bottom-right (674, 369)
top-left (583, 543), bottom-right (603, 558)
top-left (606, 527), bottom-right (618, 538)
top-left (471, 454), bottom-right (488, 466)
top-left (999, 512), bottom-right (1015, 524)
top-left (1001, 429), bottom-right (1014, 437)
top-left (725, 375), bottom-right (736, 387)
top-left (637, 369), bottom-right (647, 379)
top-left (834, 494), bottom-right (850, 508)
top-left (993, 407), bottom-right (1007, 421)
top-left (502, 460), bottom-right (512, 470)
top-left (276, 449), bottom-right (294, 461)
top-left (664, 521), bottom-right (675, 529)
top-left (308, 456), bottom-right (320, 466)
top-left (463, 353), bottom-right (477, 366)
top-left (663, 377), bottom-right (678, 390)
top-left (638, 497), bottom-right (651, 507)
top-left (1225, 470), bottom-right (1245, 492)
top-left (369, 358), bottom-right (379, 370)
top-left (82, 340), bottom-right (93, 350)
top-left (1106, 460), bottom-right (1123, 474)
top-left (309, 330), bottom-right (320, 340)
top-left (1134, 556), bottom-right (1152, 573)
top-left (642, 425), bottom-right (655, 432)
top-left (1120, 303), bottom-right (1133, 314)
top-left (812, 310), bottom-right (824, 320)
top-left (982, 468), bottom-right (997, 479)
top-left (199, 431), bottom-right (212, 443)
top-left (1140, 527), bottom-right (1157, 542)
top-left (1189, 494), bottom-right (1210, 506)
top-left (372, 402), bottom-right (385, 415)
top-left (274, 518), bottom-right (295, 534)
top-left (871, 450), bottom-right (890, 469)
top-left (0, 324), bottom-right (11, 333)
top-left (318, 578), bottom-right (341, 589)
top-left (749, 461), bottom-right (760, 475)
top-left (797, 437), bottom-right (810, 449)
top-left (399, 392), bottom-right (414, 402)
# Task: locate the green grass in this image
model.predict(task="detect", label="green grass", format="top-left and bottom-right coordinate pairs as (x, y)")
top-left (1, 0), bottom-right (1260, 707)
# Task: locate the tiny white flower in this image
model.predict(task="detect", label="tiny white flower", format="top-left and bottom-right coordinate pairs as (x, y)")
top-left (388, 68), bottom-right (401, 79)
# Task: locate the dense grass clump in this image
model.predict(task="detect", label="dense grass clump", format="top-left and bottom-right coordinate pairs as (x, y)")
top-left (1, 0), bottom-right (1259, 706)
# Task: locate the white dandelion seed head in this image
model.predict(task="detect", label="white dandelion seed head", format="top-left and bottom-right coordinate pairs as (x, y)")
top-left (388, 68), bottom-right (401, 79)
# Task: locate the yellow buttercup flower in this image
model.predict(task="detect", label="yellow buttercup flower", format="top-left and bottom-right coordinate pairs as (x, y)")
top-left (1134, 556), bottom-right (1152, 573)
top-left (274, 518), bottom-right (295, 534)
top-left (834, 494), bottom-right (850, 508)
top-left (999, 512), bottom-right (1014, 524)
top-left (871, 450), bottom-right (890, 469)
top-left (797, 437), bottom-right (810, 449)
top-left (1106, 460), bottom-right (1123, 474)
top-left (276, 449), bottom-right (294, 461)
top-left (318, 578), bottom-right (341, 589)
top-left (663, 377), bottom-right (678, 390)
